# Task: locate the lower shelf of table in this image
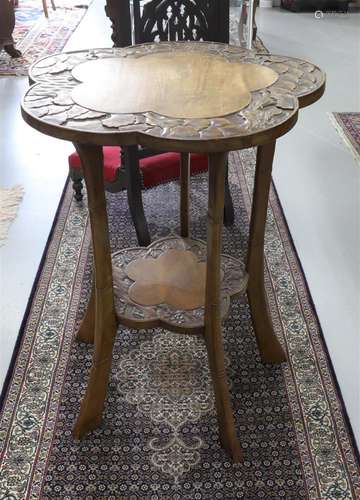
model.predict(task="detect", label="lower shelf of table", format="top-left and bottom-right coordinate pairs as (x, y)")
top-left (112, 236), bottom-right (248, 334)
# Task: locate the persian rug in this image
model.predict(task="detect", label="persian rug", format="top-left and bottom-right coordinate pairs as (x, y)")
top-left (329, 112), bottom-right (360, 164)
top-left (0, 0), bottom-right (90, 76)
top-left (0, 185), bottom-right (24, 246)
top-left (0, 149), bottom-right (359, 499)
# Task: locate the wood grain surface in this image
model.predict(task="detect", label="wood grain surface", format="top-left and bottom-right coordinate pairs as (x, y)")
top-left (71, 52), bottom-right (278, 118)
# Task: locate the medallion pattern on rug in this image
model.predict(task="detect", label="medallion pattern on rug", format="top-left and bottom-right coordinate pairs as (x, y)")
top-left (115, 333), bottom-right (216, 483)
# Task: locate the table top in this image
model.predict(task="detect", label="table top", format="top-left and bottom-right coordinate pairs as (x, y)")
top-left (21, 42), bottom-right (325, 153)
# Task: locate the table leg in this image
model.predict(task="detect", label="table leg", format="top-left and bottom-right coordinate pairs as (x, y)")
top-left (123, 145), bottom-right (151, 247)
top-left (76, 280), bottom-right (95, 344)
top-left (180, 152), bottom-right (190, 238)
top-left (223, 158), bottom-right (235, 227)
top-left (42, 0), bottom-right (48, 17)
top-left (247, 141), bottom-right (286, 364)
top-left (72, 143), bottom-right (117, 439)
top-left (205, 152), bottom-right (242, 462)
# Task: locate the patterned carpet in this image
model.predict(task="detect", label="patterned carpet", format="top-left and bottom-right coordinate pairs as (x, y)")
top-left (0, 0), bottom-right (90, 76)
top-left (0, 149), bottom-right (359, 499)
top-left (330, 112), bottom-right (360, 164)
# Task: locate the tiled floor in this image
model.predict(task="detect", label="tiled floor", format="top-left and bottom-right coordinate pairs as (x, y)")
top-left (0, 2), bottom-right (359, 447)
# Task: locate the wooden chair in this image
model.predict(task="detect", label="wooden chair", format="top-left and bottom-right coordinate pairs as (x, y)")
top-left (69, 0), bottom-right (235, 246)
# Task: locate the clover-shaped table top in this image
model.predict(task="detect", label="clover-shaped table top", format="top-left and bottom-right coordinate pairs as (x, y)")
top-left (21, 42), bottom-right (325, 152)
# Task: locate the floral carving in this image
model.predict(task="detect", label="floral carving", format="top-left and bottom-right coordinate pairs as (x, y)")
top-left (112, 237), bottom-right (248, 332)
top-left (125, 248), bottom-right (208, 309)
top-left (22, 43), bottom-right (325, 145)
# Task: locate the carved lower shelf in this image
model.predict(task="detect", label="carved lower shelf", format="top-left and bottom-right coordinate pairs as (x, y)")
top-left (112, 236), bottom-right (248, 334)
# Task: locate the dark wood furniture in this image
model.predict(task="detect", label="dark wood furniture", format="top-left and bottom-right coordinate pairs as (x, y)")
top-left (105, 0), bottom-right (230, 47)
top-left (71, 0), bottom-right (235, 247)
top-left (22, 42), bottom-right (325, 461)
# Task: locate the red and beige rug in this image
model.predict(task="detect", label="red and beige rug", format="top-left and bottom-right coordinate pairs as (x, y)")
top-left (0, 0), bottom-right (90, 76)
top-left (330, 112), bottom-right (360, 164)
top-left (0, 149), bottom-right (359, 498)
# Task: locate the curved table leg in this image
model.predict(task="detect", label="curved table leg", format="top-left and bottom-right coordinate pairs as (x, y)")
top-left (247, 141), bottom-right (287, 364)
top-left (180, 152), bottom-right (190, 238)
top-left (42, 0), bottom-right (49, 17)
top-left (205, 152), bottom-right (242, 463)
top-left (223, 159), bottom-right (235, 227)
top-left (76, 280), bottom-right (95, 344)
top-left (72, 143), bottom-right (118, 439)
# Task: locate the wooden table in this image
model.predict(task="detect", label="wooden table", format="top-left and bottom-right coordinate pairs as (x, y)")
top-left (21, 42), bottom-right (325, 462)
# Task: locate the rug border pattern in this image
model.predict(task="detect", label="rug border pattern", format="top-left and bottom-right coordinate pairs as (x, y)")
top-left (0, 185), bottom-right (90, 499)
top-left (329, 112), bottom-right (360, 164)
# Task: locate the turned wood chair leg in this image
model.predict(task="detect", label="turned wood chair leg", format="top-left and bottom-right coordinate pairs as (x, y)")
top-left (72, 143), bottom-right (117, 440)
top-left (180, 153), bottom-right (190, 238)
top-left (123, 146), bottom-right (151, 247)
top-left (69, 168), bottom-right (84, 202)
top-left (223, 159), bottom-right (235, 227)
top-left (247, 141), bottom-right (287, 364)
top-left (72, 178), bottom-right (84, 202)
top-left (205, 152), bottom-right (242, 463)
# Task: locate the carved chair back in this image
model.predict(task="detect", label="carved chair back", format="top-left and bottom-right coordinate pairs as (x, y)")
top-left (132, 0), bottom-right (230, 44)
top-left (100, 0), bottom-right (235, 246)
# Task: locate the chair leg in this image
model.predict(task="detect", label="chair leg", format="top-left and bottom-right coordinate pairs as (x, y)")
top-left (180, 153), bottom-right (190, 238)
top-left (42, 0), bottom-right (49, 17)
top-left (123, 146), bottom-right (151, 247)
top-left (252, 0), bottom-right (258, 41)
top-left (69, 168), bottom-right (84, 202)
top-left (223, 160), bottom-right (235, 227)
top-left (72, 178), bottom-right (84, 202)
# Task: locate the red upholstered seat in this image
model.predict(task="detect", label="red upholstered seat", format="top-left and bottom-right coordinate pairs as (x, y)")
top-left (69, 147), bottom-right (208, 189)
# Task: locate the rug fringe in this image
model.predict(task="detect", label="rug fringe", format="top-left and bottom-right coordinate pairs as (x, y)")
top-left (328, 112), bottom-right (360, 165)
top-left (0, 185), bottom-right (24, 245)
